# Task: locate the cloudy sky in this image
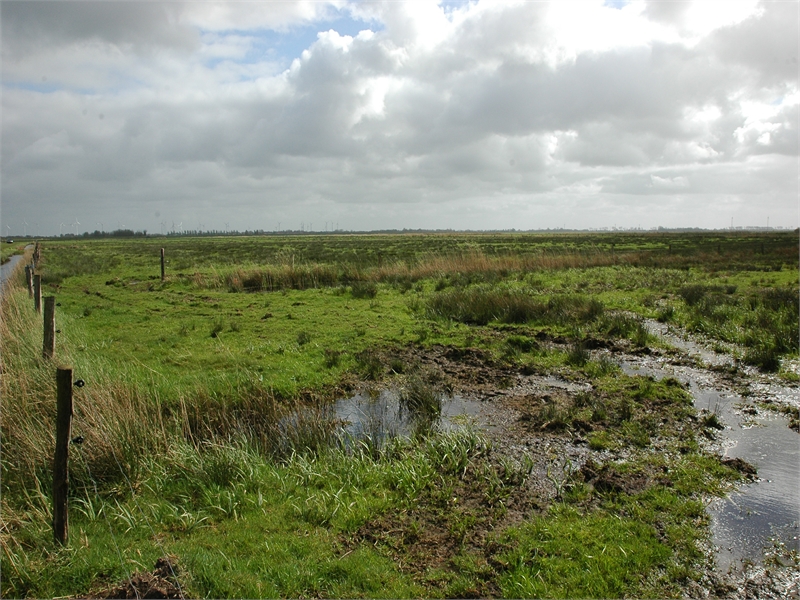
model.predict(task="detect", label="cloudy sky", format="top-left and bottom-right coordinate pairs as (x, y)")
top-left (1, 0), bottom-right (797, 235)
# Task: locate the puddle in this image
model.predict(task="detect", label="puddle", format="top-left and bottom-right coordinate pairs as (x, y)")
top-left (334, 388), bottom-right (484, 446)
top-left (620, 357), bottom-right (800, 572)
top-left (0, 253), bottom-right (27, 292)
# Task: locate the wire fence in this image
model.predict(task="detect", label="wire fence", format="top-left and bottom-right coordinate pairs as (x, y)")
top-left (4, 242), bottom-right (185, 599)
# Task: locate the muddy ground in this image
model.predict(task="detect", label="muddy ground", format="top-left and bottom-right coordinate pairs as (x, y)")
top-left (92, 325), bottom-right (799, 598)
top-left (81, 556), bottom-right (183, 599)
top-left (354, 325), bottom-right (799, 599)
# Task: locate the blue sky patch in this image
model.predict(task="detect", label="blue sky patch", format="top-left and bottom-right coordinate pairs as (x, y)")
top-left (201, 12), bottom-right (382, 72)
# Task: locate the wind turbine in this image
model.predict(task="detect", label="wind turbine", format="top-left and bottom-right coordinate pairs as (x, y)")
top-left (5, 224), bottom-right (10, 237)
top-left (178, 222), bottom-right (183, 234)
top-left (59, 223), bottom-right (65, 235)
top-left (161, 221), bottom-right (166, 235)
top-left (225, 222), bottom-right (229, 234)
top-left (22, 220), bottom-right (28, 236)
top-left (96, 222), bottom-right (104, 232)
top-left (73, 218), bottom-right (80, 236)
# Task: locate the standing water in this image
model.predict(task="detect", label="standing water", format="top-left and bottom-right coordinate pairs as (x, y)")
top-left (0, 253), bottom-right (28, 292)
top-left (334, 388), bottom-right (484, 446)
top-left (622, 349), bottom-right (799, 572)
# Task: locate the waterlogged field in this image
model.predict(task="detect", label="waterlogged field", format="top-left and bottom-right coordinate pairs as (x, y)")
top-left (1, 231), bottom-right (798, 598)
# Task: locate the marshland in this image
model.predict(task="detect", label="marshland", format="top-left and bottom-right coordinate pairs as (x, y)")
top-left (1, 230), bottom-right (798, 598)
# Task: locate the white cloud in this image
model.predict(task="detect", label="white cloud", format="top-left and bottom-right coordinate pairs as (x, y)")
top-left (1, 0), bottom-right (797, 234)
top-left (650, 174), bottom-right (690, 188)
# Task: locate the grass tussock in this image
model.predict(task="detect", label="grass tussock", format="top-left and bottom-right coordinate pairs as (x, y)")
top-left (399, 369), bottom-right (445, 422)
top-left (426, 286), bottom-right (604, 326)
top-left (677, 284), bottom-right (798, 371)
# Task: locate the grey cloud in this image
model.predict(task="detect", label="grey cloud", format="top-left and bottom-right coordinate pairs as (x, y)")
top-left (701, 1), bottom-right (799, 88)
top-left (1, 1), bottom-right (198, 57)
top-left (641, 1), bottom-right (691, 27)
top-left (598, 156), bottom-right (797, 196)
top-left (1, 0), bottom-right (797, 235)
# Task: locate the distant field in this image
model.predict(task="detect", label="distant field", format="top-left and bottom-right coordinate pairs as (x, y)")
top-left (2, 230), bottom-right (797, 598)
top-left (0, 240), bottom-right (29, 264)
top-left (35, 231), bottom-right (799, 395)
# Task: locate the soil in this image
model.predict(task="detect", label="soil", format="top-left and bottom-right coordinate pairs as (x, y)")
top-left (82, 556), bottom-right (183, 600)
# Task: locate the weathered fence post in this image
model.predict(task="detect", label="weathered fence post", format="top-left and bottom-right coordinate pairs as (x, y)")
top-left (54, 367), bottom-right (73, 545)
top-left (160, 248), bottom-right (165, 281)
top-left (43, 297), bottom-right (56, 359)
top-left (25, 265), bottom-right (33, 297)
top-left (33, 274), bottom-right (42, 314)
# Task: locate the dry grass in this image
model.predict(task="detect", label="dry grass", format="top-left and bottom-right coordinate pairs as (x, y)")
top-left (0, 285), bottom-right (169, 493)
top-left (195, 249), bottom-right (636, 293)
top-left (192, 246), bottom-right (785, 294)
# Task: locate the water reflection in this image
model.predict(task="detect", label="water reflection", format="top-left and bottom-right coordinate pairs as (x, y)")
top-left (334, 388), bottom-right (483, 448)
top-left (0, 254), bottom-right (27, 292)
top-left (621, 359), bottom-right (800, 571)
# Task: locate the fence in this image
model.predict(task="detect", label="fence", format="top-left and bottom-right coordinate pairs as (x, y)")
top-left (2, 244), bottom-right (184, 597)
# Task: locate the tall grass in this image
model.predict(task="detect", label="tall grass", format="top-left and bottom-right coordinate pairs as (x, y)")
top-left (0, 277), bottom-right (340, 571)
top-left (192, 248), bottom-right (740, 294)
top-left (677, 284), bottom-right (798, 371)
top-left (0, 287), bottom-right (169, 494)
top-left (426, 286), bottom-right (604, 326)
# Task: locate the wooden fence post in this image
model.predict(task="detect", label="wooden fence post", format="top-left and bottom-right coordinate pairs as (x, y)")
top-left (160, 248), bottom-right (165, 281)
top-left (33, 274), bottom-right (42, 314)
top-left (54, 367), bottom-right (73, 546)
top-left (43, 297), bottom-right (56, 359)
top-left (25, 266), bottom-right (33, 297)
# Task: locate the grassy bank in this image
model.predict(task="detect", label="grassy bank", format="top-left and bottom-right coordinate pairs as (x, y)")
top-left (0, 239), bottom-right (34, 265)
top-left (1, 231), bottom-right (795, 597)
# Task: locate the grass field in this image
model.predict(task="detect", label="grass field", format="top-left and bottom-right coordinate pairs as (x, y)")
top-left (1, 230), bottom-right (797, 597)
top-left (1, 239), bottom-right (29, 264)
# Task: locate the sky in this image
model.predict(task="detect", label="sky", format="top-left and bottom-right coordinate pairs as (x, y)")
top-left (1, 0), bottom-right (798, 235)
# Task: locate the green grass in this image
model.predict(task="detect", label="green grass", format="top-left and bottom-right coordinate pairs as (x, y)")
top-left (498, 504), bottom-right (671, 598)
top-left (2, 231), bottom-right (795, 598)
top-left (1, 241), bottom-right (28, 264)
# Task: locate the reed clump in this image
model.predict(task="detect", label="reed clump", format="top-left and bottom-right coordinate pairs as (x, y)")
top-left (426, 286), bottom-right (604, 327)
top-left (198, 249), bottom-right (654, 294)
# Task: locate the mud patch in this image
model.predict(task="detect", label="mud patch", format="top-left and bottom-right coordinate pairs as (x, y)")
top-left (83, 556), bottom-right (182, 599)
top-left (721, 457), bottom-right (758, 478)
top-left (580, 460), bottom-right (651, 495)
